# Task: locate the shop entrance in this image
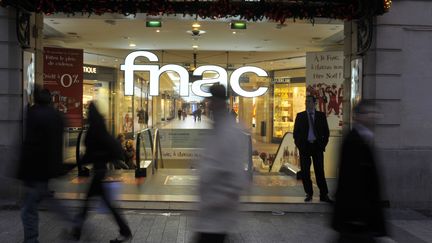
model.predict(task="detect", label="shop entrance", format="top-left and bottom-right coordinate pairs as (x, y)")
top-left (43, 14), bottom-right (346, 204)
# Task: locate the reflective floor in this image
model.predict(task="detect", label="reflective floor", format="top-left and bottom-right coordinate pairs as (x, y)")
top-left (51, 168), bottom-right (336, 205)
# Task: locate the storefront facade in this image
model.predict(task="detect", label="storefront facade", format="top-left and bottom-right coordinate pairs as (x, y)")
top-left (4, 1), bottom-right (429, 210)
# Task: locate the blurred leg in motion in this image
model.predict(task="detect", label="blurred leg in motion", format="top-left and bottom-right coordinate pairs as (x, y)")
top-left (21, 182), bottom-right (46, 243)
top-left (195, 233), bottom-right (226, 243)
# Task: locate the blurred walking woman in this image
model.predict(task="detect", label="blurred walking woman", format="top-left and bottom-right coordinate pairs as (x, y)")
top-left (73, 102), bottom-right (132, 243)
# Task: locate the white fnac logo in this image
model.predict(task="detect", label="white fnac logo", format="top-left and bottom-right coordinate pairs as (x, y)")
top-left (120, 51), bottom-right (269, 97)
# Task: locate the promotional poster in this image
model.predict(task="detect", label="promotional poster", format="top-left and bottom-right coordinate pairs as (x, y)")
top-left (43, 47), bottom-right (83, 127)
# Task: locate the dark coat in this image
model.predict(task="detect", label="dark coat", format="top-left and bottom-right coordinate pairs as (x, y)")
top-left (332, 128), bottom-right (386, 236)
top-left (18, 104), bottom-right (65, 181)
top-left (293, 110), bottom-right (329, 152)
top-left (82, 103), bottom-right (123, 169)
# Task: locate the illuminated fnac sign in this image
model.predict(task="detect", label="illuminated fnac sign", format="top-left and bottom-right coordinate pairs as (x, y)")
top-left (120, 51), bottom-right (268, 97)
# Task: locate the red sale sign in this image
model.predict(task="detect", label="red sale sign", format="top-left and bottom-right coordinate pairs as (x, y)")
top-left (43, 47), bottom-right (83, 127)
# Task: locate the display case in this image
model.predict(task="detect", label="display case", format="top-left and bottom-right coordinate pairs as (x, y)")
top-left (272, 83), bottom-right (306, 140)
top-left (273, 84), bottom-right (292, 138)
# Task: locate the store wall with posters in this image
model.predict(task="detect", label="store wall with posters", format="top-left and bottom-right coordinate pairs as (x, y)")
top-left (43, 47), bottom-right (83, 128)
top-left (43, 47), bottom-right (83, 163)
top-left (305, 51), bottom-right (344, 177)
top-left (306, 51), bottom-right (344, 132)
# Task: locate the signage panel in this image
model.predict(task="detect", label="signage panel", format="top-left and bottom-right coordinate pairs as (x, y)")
top-left (43, 47), bottom-right (83, 127)
top-left (121, 51), bottom-right (269, 98)
top-left (306, 51), bottom-right (344, 130)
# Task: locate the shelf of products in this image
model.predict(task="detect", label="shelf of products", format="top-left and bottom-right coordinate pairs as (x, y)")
top-left (273, 83), bottom-right (306, 139)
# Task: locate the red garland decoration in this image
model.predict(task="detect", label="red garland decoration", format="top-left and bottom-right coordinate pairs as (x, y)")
top-left (3, 1), bottom-right (370, 22)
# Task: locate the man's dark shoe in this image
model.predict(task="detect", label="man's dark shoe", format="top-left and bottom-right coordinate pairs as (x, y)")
top-left (110, 230), bottom-right (132, 243)
top-left (71, 226), bottom-right (82, 241)
top-left (304, 194), bottom-right (312, 202)
top-left (320, 195), bottom-right (334, 203)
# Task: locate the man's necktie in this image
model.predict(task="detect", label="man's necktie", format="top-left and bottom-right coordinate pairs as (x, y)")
top-left (308, 112), bottom-right (316, 143)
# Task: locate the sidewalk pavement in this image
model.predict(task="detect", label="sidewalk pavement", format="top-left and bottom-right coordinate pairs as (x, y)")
top-left (1, 205), bottom-right (431, 243)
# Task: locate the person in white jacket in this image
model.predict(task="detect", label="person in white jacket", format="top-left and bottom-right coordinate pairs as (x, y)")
top-left (194, 84), bottom-right (249, 243)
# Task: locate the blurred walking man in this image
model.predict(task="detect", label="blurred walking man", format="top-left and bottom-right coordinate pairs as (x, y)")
top-left (18, 86), bottom-right (71, 243)
top-left (194, 84), bottom-right (249, 243)
top-left (332, 100), bottom-right (387, 243)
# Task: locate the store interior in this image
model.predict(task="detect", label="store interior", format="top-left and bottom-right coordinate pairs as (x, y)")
top-left (42, 14), bottom-right (345, 202)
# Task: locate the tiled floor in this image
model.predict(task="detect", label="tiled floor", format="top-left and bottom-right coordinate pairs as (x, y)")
top-left (1, 208), bottom-right (428, 243)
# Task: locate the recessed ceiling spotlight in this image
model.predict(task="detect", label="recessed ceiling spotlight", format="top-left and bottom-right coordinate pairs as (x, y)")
top-left (115, 59), bottom-right (119, 62)
top-left (192, 23), bottom-right (201, 28)
top-left (187, 30), bottom-right (206, 36)
top-left (129, 43), bottom-right (136, 47)
top-left (156, 29), bottom-right (160, 33)
top-left (192, 45), bottom-right (199, 49)
top-left (232, 31), bottom-right (237, 34)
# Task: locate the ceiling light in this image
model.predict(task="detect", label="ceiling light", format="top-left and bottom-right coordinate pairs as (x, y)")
top-left (146, 20), bottom-right (162, 28)
top-left (232, 31), bottom-right (237, 34)
top-left (129, 43), bottom-right (136, 47)
top-left (231, 21), bottom-right (246, 30)
top-left (192, 45), bottom-right (199, 49)
top-left (156, 29), bottom-right (160, 33)
top-left (192, 23), bottom-right (201, 28)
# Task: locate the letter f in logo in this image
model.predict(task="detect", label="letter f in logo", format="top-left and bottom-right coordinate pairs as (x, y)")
top-left (120, 51), bottom-right (159, 96)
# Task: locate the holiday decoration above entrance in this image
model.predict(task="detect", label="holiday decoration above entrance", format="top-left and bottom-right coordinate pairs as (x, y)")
top-left (1, 1), bottom-right (391, 23)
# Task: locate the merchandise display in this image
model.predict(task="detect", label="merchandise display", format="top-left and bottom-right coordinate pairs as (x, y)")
top-left (273, 83), bottom-right (305, 139)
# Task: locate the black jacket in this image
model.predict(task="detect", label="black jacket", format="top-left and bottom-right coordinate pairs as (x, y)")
top-left (332, 128), bottom-right (386, 236)
top-left (18, 104), bottom-right (65, 181)
top-left (293, 110), bottom-right (329, 152)
top-left (82, 103), bottom-right (123, 169)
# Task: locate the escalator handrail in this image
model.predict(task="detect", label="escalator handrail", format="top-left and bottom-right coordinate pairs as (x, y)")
top-left (241, 131), bottom-right (253, 180)
top-left (152, 129), bottom-right (164, 173)
top-left (269, 132), bottom-right (293, 172)
top-left (75, 128), bottom-right (86, 174)
top-left (135, 128), bottom-right (153, 169)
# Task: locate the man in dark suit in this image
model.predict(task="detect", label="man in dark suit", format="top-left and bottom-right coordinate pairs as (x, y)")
top-left (293, 95), bottom-right (332, 203)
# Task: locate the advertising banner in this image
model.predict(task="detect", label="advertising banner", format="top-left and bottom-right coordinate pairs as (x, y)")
top-left (43, 47), bottom-right (83, 127)
top-left (306, 51), bottom-right (344, 130)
